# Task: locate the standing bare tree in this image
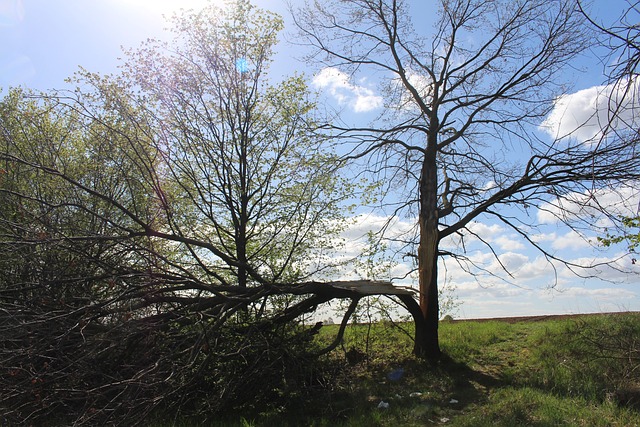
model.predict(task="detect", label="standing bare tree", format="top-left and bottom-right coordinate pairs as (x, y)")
top-left (293, 0), bottom-right (640, 359)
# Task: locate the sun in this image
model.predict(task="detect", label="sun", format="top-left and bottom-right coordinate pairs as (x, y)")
top-left (124, 0), bottom-right (223, 15)
top-left (112, 0), bottom-right (225, 20)
top-left (109, 0), bottom-right (227, 42)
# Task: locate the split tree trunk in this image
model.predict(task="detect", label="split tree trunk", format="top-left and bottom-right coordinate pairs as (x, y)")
top-left (415, 131), bottom-right (442, 360)
top-left (415, 224), bottom-right (441, 360)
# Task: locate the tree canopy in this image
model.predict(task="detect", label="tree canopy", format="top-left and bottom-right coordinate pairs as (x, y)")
top-left (0, 1), bottom-right (365, 423)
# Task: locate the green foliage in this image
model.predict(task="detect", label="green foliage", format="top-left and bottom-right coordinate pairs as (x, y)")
top-left (103, 0), bottom-right (352, 285)
top-left (0, 87), bottom-right (155, 301)
top-left (0, 2), bottom-right (357, 425)
top-left (599, 216), bottom-right (640, 258)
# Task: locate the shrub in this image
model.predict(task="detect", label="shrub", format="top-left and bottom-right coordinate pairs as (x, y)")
top-left (532, 313), bottom-right (640, 404)
top-left (0, 301), bottom-right (330, 425)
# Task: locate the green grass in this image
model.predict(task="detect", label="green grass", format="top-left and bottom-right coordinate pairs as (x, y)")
top-left (452, 386), bottom-right (639, 427)
top-left (153, 313), bottom-right (640, 426)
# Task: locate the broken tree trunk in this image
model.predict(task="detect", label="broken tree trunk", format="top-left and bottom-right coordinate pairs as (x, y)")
top-left (272, 280), bottom-right (431, 357)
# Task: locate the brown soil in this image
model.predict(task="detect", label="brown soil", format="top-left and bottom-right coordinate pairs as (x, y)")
top-left (458, 311), bottom-right (639, 323)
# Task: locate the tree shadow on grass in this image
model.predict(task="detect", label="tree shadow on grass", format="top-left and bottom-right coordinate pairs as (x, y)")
top-left (272, 353), bottom-right (509, 426)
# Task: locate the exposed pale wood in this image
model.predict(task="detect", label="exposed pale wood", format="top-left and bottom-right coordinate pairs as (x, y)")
top-left (329, 280), bottom-right (414, 296)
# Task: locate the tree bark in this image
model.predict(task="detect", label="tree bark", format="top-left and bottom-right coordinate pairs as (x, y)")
top-left (417, 132), bottom-right (441, 360)
top-left (416, 213), bottom-right (441, 360)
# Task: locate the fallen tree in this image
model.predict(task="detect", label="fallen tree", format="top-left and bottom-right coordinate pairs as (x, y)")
top-left (0, 277), bottom-right (421, 425)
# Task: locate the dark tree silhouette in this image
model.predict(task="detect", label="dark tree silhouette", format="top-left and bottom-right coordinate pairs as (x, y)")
top-left (0, 2), bottom-right (396, 424)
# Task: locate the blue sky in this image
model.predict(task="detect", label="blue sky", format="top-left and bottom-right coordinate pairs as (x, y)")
top-left (1, 0), bottom-right (639, 318)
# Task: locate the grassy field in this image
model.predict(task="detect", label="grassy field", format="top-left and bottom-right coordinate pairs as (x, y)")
top-left (174, 312), bottom-right (640, 426)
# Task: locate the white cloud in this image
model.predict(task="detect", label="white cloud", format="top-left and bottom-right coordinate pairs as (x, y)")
top-left (531, 231), bottom-right (592, 251)
top-left (445, 221), bottom-right (524, 252)
top-left (340, 213), bottom-right (415, 242)
top-left (467, 221), bottom-right (504, 237)
top-left (495, 235), bottom-right (525, 251)
top-left (494, 251), bottom-right (529, 272)
top-left (541, 77), bottom-right (640, 144)
top-left (323, 212), bottom-right (640, 319)
top-left (555, 286), bottom-right (637, 300)
top-left (324, 214), bottom-right (417, 280)
top-left (558, 252), bottom-right (640, 283)
top-left (453, 278), bottom-right (533, 301)
top-left (515, 256), bottom-right (562, 282)
top-left (551, 230), bottom-right (594, 251)
top-left (456, 282), bottom-right (640, 319)
top-left (312, 67), bottom-right (383, 113)
top-left (537, 185), bottom-right (639, 226)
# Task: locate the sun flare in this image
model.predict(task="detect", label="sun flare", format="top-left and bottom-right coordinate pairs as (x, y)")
top-left (112, 0), bottom-right (225, 20)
